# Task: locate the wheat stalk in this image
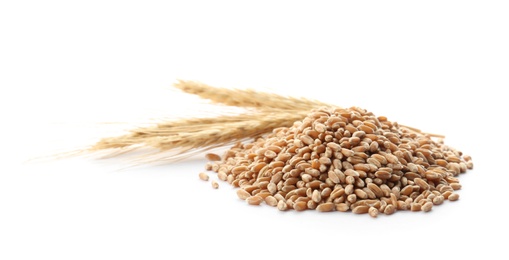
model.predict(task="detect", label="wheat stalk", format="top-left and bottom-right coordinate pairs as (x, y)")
top-left (148, 111), bottom-right (309, 151)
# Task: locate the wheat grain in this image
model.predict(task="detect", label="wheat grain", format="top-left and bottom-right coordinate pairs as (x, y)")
top-left (316, 202), bottom-right (335, 212)
top-left (368, 207), bottom-right (379, 218)
top-left (198, 172), bottom-right (209, 181)
top-left (246, 196), bottom-right (264, 205)
top-left (448, 193), bottom-right (460, 201)
top-left (205, 153), bottom-right (221, 161)
top-left (204, 106), bottom-right (472, 217)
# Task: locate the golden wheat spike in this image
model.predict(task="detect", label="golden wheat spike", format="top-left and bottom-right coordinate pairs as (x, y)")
top-left (90, 110), bottom-right (309, 153)
top-left (173, 80), bottom-right (331, 110)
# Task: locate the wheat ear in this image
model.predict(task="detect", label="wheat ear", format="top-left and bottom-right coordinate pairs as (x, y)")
top-left (173, 80), bottom-right (331, 110)
top-left (91, 109), bottom-right (309, 153)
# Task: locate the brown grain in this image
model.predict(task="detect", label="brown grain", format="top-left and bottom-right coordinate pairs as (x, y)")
top-left (277, 200), bottom-right (288, 211)
top-left (384, 204), bottom-right (396, 215)
top-left (246, 196), bottom-right (264, 205)
top-left (265, 196), bottom-right (278, 207)
top-left (316, 202), bottom-right (335, 212)
top-left (198, 172), bottom-right (209, 181)
top-left (352, 205), bottom-right (370, 214)
top-left (448, 193), bottom-right (460, 201)
top-left (293, 201), bottom-right (308, 211)
top-left (422, 201), bottom-right (433, 212)
top-left (368, 207), bottom-right (379, 218)
top-left (205, 153), bottom-right (221, 161)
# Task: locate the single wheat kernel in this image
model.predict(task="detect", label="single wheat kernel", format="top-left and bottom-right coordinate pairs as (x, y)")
top-left (211, 180), bottom-right (219, 189)
top-left (375, 170), bottom-right (391, 180)
top-left (293, 201), bottom-right (308, 211)
top-left (414, 194), bottom-right (424, 204)
top-left (450, 183), bottom-right (462, 190)
top-left (355, 189), bottom-right (368, 199)
top-left (347, 194), bottom-right (357, 203)
top-left (265, 196), bottom-right (278, 207)
top-left (303, 199), bottom-right (315, 209)
top-left (345, 184), bottom-right (354, 195)
top-left (448, 193), bottom-right (460, 201)
top-left (433, 195), bottom-right (444, 205)
top-left (352, 205), bottom-right (370, 214)
top-left (384, 204), bottom-right (396, 215)
top-left (401, 185), bottom-right (413, 196)
top-left (327, 170), bottom-right (340, 184)
top-left (274, 193), bottom-right (285, 202)
top-left (368, 207), bottom-right (379, 218)
top-left (205, 162), bottom-right (213, 171)
top-left (414, 178), bottom-right (429, 191)
top-left (422, 201), bottom-right (433, 212)
top-left (336, 203), bottom-right (349, 212)
top-left (256, 192), bottom-right (271, 199)
top-left (277, 200), bottom-right (288, 211)
top-left (321, 187), bottom-right (332, 198)
top-left (243, 185), bottom-right (258, 193)
top-left (264, 150), bottom-right (277, 159)
top-left (217, 171), bottom-right (227, 181)
top-left (267, 183), bottom-right (277, 195)
top-left (246, 195), bottom-right (264, 205)
top-left (410, 203), bottom-right (421, 211)
top-left (397, 201), bottom-right (408, 210)
top-left (205, 153), bottom-right (221, 161)
top-left (226, 174), bottom-right (234, 184)
top-left (366, 183), bottom-right (384, 198)
top-left (466, 161), bottom-right (473, 169)
top-left (199, 172), bottom-right (209, 181)
top-left (316, 202), bottom-right (335, 212)
top-left (440, 186), bottom-right (454, 193)
top-left (380, 184), bottom-right (391, 197)
top-left (390, 193), bottom-right (398, 206)
top-left (442, 190), bottom-right (453, 199)
top-left (237, 189), bottom-right (251, 200)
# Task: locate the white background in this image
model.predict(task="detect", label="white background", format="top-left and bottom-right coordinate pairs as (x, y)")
top-left (1, 1), bottom-right (508, 259)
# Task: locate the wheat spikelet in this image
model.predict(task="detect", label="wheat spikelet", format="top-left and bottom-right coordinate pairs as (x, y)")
top-left (91, 109), bottom-right (310, 154)
top-left (174, 80), bottom-right (331, 110)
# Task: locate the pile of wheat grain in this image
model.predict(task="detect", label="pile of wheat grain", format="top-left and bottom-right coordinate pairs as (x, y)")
top-left (87, 80), bottom-right (473, 216)
top-left (204, 106), bottom-right (473, 217)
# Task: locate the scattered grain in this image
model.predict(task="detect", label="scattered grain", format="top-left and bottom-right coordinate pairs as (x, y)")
top-left (199, 172), bottom-right (209, 181)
